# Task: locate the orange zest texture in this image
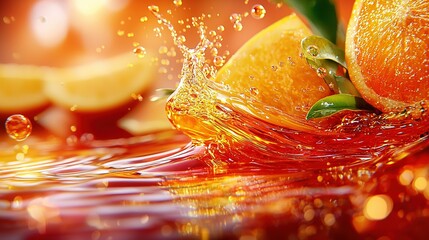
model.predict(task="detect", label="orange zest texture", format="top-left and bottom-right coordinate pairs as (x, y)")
top-left (345, 0), bottom-right (429, 113)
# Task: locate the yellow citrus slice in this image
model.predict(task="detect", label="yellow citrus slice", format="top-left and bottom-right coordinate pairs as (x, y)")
top-left (0, 64), bottom-right (49, 113)
top-left (345, 0), bottom-right (429, 113)
top-left (44, 52), bottom-right (155, 112)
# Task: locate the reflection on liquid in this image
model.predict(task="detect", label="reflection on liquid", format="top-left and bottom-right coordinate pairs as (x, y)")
top-left (1, 130), bottom-right (428, 239)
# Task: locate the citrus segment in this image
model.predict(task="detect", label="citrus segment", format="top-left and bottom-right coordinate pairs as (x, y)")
top-left (44, 52), bottom-right (155, 112)
top-left (215, 14), bottom-right (332, 121)
top-left (345, 0), bottom-right (429, 113)
top-left (0, 64), bottom-right (48, 113)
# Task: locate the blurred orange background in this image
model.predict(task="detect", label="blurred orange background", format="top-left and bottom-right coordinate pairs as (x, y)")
top-left (0, 0), bottom-right (354, 67)
top-left (0, 0), bottom-right (355, 139)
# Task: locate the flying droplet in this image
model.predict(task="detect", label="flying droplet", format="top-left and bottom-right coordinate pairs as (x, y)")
top-left (158, 46), bottom-right (168, 54)
top-left (117, 30), bottom-right (125, 36)
top-left (5, 114), bottom-right (32, 141)
top-left (140, 16), bottom-right (148, 22)
top-left (230, 13), bottom-right (242, 23)
top-left (173, 0), bottom-right (182, 7)
top-left (233, 22), bottom-right (243, 31)
top-left (307, 45), bottom-right (319, 57)
top-left (133, 46), bottom-right (147, 58)
top-left (213, 56), bottom-right (225, 67)
top-left (177, 35), bottom-right (186, 43)
top-left (251, 4), bottom-right (266, 19)
top-left (148, 5), bottom-right (160, 13)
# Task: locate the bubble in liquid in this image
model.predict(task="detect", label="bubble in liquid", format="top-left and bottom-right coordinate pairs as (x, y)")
top-left (307, 45), bottom-right (319, 57)
top-left (316, 67), bottom-right (327, 78)
top-left (133, 46), bottom-right (147, 58)
top-left (251, 4), bottom-right (266, 19)
top-left (5, 114), bottom-right (32, 141)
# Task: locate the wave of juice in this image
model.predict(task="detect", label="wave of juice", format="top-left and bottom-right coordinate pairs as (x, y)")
top-left (149, 6), bottom-right (429, 172)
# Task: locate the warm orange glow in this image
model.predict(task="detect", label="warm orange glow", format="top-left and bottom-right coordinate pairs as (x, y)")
top-left (399, 169), bottom-right (414, 186)
top-left (413, 177), bottom-right (428, 192)
top-left (363, 195), bottom-right (393, 221)
top-left (30, 0), bottom-right (69, 48)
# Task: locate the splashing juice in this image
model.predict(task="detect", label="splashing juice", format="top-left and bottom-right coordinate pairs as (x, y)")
top-left (1, 2), bottom-right (429, 240)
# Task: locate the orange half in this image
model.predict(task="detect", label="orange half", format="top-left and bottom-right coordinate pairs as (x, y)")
top-left (345, 0), bottom-right (429, 113)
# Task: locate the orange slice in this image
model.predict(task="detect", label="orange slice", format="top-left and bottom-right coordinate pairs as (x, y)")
top-left (0, 64), bottom-right (49, 113)
top-left (215, 13), bottom-right (331, 122)
top-left (345, 0), bottom-right (429, 113)
top-left (44, 52), bottom-right (155, 112)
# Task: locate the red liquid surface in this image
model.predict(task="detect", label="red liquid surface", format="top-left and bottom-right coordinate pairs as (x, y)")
top-left (0, 116), bottom-right (428, 240)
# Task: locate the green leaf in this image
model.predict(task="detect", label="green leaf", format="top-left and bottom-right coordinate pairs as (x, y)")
top-left (306, 94), bottom-right (374, 119)
top-left (301, 35), bottom-right (346, 68)
top-left (305, 57), bottom-right (339, 93)
top-left (335, 76), bottom-right (361, 96)
top-left (278, 0), bottom-right (338, 44)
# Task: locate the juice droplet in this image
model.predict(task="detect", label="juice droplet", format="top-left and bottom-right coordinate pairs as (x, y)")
top-left (209, 30), bottom-right (217, 37)
top-left (148, 5), bottom-right (160, 13)
top-left (173, 0), bottom-right (182, 7)
top-left (177, 35), bottom-right (186, 43)
top-left (316, 67), bottom-right (327, 78)
top-left (159, 46), bottom-right (168, 54)
top-left (140, 16), bottom-right (148, 22)
top-left (307, 45), bottom-right (319, 57)
top-left (251, 4), bottom-right (266, 19)
top-left (5, 114), bottom-right (32, 141)
top-left (230, 13), bottom-right (242, 23)
top-left (117, 30), bottom-right (125, 36)
top-left (213, 56), bottom-right (225, 67)
top-left (217, 25), bottom-right (225, 32)
top-left (233, 22), bottom-right (243, 31)
top-left (133, 46), bottom-right (147, 58)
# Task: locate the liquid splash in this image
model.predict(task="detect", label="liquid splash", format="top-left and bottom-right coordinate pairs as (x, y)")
top-left (149, 6), bottom-right (429, 172)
